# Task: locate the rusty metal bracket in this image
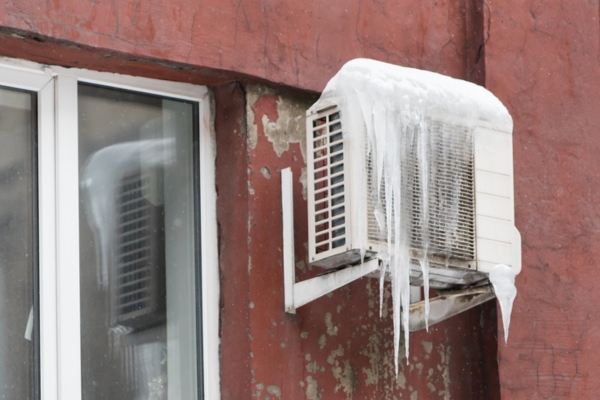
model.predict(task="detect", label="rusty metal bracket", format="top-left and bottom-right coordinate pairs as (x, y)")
top-left (408, 285), bottom-right (495, 332)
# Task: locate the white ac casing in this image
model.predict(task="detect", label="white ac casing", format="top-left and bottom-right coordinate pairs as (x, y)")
top-left (306, 59), bottom-right (521, 289)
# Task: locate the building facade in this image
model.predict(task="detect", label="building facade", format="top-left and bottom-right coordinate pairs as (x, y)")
top-left (0, 0), bottom-right (597, 398)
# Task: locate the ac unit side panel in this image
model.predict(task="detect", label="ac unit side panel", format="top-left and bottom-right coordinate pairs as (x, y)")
top-left (476, 238), bottom-right (514, 265)
top-left (473, 126), bottom-right (520, 274)
top-left (476, 215), bottom-right (515, 243)
top-left (474, 127), bottom-right (514, 178)
top-left (476, 193), bottom-right (513, 220)
top-left (475, 170), bottom-right (513, 198)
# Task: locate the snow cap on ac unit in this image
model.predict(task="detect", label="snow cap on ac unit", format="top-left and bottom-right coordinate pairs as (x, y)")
top-left (306, 58), bottom-right (521, 365)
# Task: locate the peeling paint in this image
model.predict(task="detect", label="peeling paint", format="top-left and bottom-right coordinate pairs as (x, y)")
top-left (325, 312), bottom-right (339, 336)
top-left (267, 385), bottom-right (282, 399)
top-left (254, 382), bottom-right (264, 398)
top-left (307, 361), bottom-right (320, 373)
top-left (436, 344), bottom-right (452, 400)
top-left (327, 345), bottom-right (344, 364)
top-left (318, 334), bottom-right (327, 349)
top-left (336, 360), bottom-right (356, 399)
top-left (305, 376), bottom-right (321, 400)
top-left (362, 334), bottom-right (381, 387)
top-left (246, 85), bottom-right (311, 162)
top-left (324, 343), bottom-right (356, 399)
top-left (246, 85), bottom-right (276, 150)
top-left (299, 167), bottom-right (308, 200)
top-left (260, 166), bottom-right (272, 179)
top-left (261, 97), bottom-right (309, 159)
top-left (296, 259), bottom-right (307, 273)
top-left (396, 371), bottom-right (407, 390)
top-left (300, 331), bottom-right (309, 339)
top-left (415, 363), bottom-right (423, 379)
top-left (422, 341), bottom-right (433, 354)
top-left (427, 382), bottom-right (436, 393)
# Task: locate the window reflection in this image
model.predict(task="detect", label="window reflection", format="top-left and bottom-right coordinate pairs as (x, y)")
top-left (0, 86), bottom-right (38, 398)
top-left (79, 84), bottom-right (198, 400)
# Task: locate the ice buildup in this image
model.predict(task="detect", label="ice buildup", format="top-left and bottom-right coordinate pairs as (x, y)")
top-left (317, 58), bottom-right (512, 373)
top-left (489, 264), bottom-right (517, 344)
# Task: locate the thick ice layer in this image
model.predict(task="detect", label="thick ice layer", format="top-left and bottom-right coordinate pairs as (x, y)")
top-left (489, 264), bottom-right (517, 344)
top-left (314, 58), bottom-right (513, 374)
top-left (321, 58), bottom-right (513, 131)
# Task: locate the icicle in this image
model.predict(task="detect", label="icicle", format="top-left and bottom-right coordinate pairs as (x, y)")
top-left (417, 116), bottom-right (431, 331)
top-left (489, 264), bottom-right (517, 343)
top-left (314, 58), bottom-right (513, 376)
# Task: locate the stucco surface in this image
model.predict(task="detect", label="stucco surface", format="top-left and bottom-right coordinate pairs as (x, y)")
top-left (3, 0), bottom-right (594, 397)
top-left (485, 0), bottom-right (600, 398)
top-left (0, 0), bottom-right (482, 91)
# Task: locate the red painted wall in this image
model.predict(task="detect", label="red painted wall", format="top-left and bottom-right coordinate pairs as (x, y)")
top-left (3, 0), bottom-right (592, 397)
top-left (485, 1), bottom-right (600, 398)
top-left (0, 0), bottom-right (483, 91)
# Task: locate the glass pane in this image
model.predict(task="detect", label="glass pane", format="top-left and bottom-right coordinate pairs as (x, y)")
top-left (0, 86), bottom-right (39, 398)
top-left (79, 84), bottom-right (200, 400)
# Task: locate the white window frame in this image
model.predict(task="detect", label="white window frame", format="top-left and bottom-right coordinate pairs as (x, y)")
top-left (0, 56), bottom-right (220, 400)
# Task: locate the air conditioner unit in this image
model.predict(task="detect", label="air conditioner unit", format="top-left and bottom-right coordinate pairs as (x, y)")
top-left (306, 59), bottom-right (521, 289)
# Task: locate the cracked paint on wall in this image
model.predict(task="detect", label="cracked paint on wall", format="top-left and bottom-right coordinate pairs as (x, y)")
top-left (0, 0), bottom-right (477, 92)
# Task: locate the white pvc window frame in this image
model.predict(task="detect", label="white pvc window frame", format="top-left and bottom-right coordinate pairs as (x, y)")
top-left (0, 56), bottom-right (220, 400)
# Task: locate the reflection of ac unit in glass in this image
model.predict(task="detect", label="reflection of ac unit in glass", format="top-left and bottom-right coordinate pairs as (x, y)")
top-left (81, 139), bottom-right (173, 331)
top-left (111, 169), bottom-right (166, 330)
top-left (306, 60), bottom-right (521, 289)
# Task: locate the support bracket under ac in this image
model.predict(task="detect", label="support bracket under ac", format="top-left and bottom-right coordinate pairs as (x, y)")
top-left (282, 168), bottom-right (496, 328)
top-left (282, 168), bottom-right (379, 314)
top-left (408, 285), bottom-right (495, 332)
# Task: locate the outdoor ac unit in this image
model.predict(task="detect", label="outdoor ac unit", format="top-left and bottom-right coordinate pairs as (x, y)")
top-left (306, 59), bottom-right (521, 289)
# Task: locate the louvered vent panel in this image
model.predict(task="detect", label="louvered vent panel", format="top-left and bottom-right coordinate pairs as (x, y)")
top-left (410, 121), bottom-right (475, 260)
top-left (310, 107), bottom-right (347, 254)
top-left (112, 170), bottom-right (166, 330)
top-left (366, 119), bottom-right (475, 262)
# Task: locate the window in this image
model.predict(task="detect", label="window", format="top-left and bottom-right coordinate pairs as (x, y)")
top-left (0, 57), bottom-right (219, 400)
